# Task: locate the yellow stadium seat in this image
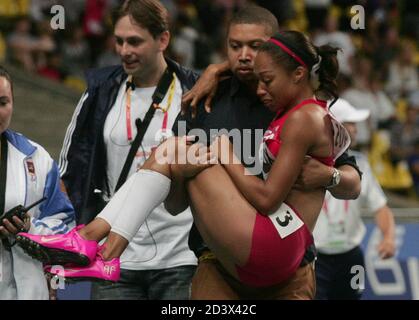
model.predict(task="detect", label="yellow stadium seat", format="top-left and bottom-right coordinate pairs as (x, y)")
top-left (330, 5), bottom-right (342, 19)
top-left (396, 98), bottom-right (407, 122)
top-left (286, 0), bottom-right (308, 32)
top-left (369, 131), bottom-right (413, 190)
top-left (63, 76), bottom-right (87, 94)
top-left (0, 0), bottom-right (29, 17)
top-left (0, 32), bottom-right (6, 62)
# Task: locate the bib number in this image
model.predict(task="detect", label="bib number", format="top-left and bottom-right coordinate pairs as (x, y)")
top-left (329, 115), bottom-right (351, 159)
top-left (268, 203), bottom-right (304, 239)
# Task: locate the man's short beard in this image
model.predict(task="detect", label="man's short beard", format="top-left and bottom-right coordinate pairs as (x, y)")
top-left (234, 72), bottom-right (258, 88)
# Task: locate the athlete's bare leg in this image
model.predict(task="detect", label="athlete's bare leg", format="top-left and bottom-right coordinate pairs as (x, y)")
top-left (76, 150), bottom-right (171, 245)
top-left (78, 219), bottom-right (112, 241)
top-left (99, 164), bottom-right (258, 270)
top-left (186, 164), bottom-right (256, 278)
top-left (99, 149), bottom-right (173, 260)
top-left (76, 136), bottom-right (258, 270)
top-left (75, 139), bottom-right (174, 247)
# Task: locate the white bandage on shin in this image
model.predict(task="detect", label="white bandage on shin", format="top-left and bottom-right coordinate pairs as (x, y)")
top-left (97, 169), bottom-right (171, 242)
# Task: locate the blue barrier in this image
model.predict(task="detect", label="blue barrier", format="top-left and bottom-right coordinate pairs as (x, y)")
top-left (57, 281), bottom-right (91, 300)
top-left (361, 223), bottom-right (419, 300)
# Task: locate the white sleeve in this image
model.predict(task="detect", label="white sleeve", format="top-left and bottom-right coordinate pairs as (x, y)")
top-left (360, 160), bottom-right (387, 212)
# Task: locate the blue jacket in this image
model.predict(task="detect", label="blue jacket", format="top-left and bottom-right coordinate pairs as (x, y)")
top-left (59, 59), bottom-right (199, 223)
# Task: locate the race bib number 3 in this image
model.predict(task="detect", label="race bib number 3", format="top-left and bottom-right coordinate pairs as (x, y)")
top-left (268, 203), bottom-right (304, 239)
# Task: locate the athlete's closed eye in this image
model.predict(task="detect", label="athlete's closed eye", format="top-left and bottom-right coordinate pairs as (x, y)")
top-left (250, 41), bottom-right (263, 50)
top-left (229, 41), bottom-right (241, 50)
top-left (261, 78), bottom-right (272, 85)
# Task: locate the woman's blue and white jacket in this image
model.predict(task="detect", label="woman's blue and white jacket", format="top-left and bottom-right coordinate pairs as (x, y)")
top-left (0, 130), bottom-right (75, 300)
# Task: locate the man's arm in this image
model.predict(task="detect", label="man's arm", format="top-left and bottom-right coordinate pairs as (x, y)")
top-left (181, 61), bottom-right (230, 117)
top-left (294, 153), bottom-right (362, 199)
top-left (360, 154), bottom-right (396, 259)
top-left (375, 205), bottom-right (396, 259)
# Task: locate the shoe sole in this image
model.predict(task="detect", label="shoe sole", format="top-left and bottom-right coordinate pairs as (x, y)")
top-left (16, 235), bottom-right (91, 267)
top-left (48, 273), bottom-right (116, 285)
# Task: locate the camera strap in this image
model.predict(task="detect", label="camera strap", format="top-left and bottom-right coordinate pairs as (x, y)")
top-left (115, 67), bottom-right (174, 192)
top-left (0, 133), bottom-right (12, 250)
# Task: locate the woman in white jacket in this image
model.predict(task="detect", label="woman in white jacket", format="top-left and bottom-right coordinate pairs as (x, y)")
top-left (0, 66), bottom-right (75, 299)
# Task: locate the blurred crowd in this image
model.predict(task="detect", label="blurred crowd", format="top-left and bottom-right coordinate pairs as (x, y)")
top-left (0, 0), bottom-right (418, 196)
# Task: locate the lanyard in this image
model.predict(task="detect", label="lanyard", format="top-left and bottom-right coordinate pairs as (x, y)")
top-left (125, 76), bottom-right (176, 141)
top-left (155, 77), bottom-right (176, 132)
top-left (116, 68), bottom-right (175, 192)
top-left (125, 76), bottom-right (133, 141)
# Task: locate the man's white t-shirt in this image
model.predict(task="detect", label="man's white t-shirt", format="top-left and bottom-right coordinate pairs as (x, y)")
top-left (103, 75), bottom-right (197, 270)
top-left (313, 151), bottom-right (387, 254)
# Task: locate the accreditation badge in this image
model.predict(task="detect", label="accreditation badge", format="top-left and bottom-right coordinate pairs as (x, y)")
top-left (25, 158), bottom-right (37, 182)
top-left (326, 220), bottom-right (347, 249)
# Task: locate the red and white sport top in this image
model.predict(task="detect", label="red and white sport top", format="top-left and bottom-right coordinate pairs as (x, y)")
top-left (234, 98), bottom-right (350, 287)
top-left (260, 98), bottom-right (350, 178)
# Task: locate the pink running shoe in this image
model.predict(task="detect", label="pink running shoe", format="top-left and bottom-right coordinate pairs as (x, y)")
top-left (45, 253), bottom-right (120, 283)
top-left (16, 225), bottom-right (98, 266)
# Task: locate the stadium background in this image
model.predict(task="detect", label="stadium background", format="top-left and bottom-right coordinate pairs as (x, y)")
top-left (0, 0), bottom-right (418, 300)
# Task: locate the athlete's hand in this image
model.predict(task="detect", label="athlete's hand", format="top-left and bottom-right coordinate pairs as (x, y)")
top-left (294, 156), bottom-right (333, 190)
top-left (377, 237), bottom-right (396, 259)
top-left (171, 140), bottom-right (218, 179)
top-left (0, 213), bottom-right (31, 238)
top-left (210, 135), bottom-right (234, 164)
top-left (181, 62), bottom-right (228, 118)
